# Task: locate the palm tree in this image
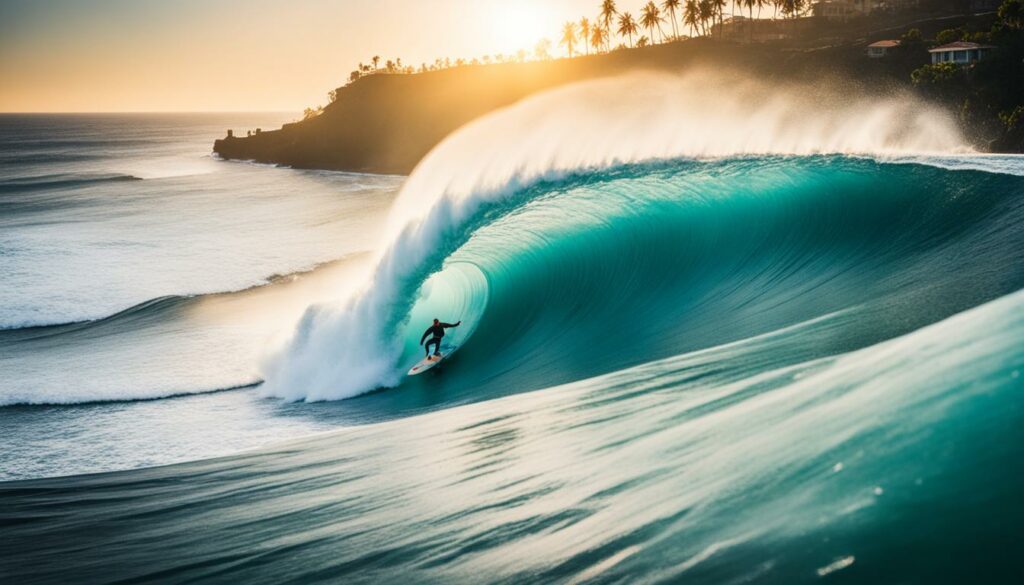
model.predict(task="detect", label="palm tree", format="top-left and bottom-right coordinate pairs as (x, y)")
top-left (684, 0), bottom-right (701, 36)
top-left (580, 17), bottom-right (592, 55)
top-left (637, 35), bottom-right (650, 47)
top-left (741, 0), bottom-right (763, 39)
top-left (662, 0), bottom-right (681, 40)
top-left (712, 0), bottom-right (726, 36)
top-left (698, 0), bottom-right (714, 35)
top-left (640, 2), bottom-right (666, 43)
top-left (617, 12), bottom-right (639, 47)
top-left (591, 25), bottom-right (607, 52)
top-left (534, 38), bottom-right (552, 60)
top-left (561, 22), bottom-right (578, 57)
top-left (600, 0), bottom-right (618, 51)
top-left (371, 55), bottom-right (380, 70)
top-left (779, 0), bottom-right (803, 18)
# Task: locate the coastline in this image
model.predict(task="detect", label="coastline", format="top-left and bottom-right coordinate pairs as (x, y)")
top-left (213, 13), bottom-right (1020, 174)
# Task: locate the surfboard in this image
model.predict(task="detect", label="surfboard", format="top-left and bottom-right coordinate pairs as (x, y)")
top-left (407, 346), bottom-right (457, 376)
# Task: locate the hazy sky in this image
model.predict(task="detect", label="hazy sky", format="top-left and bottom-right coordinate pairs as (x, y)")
top-left (0, 0), bottom-right (621, 112)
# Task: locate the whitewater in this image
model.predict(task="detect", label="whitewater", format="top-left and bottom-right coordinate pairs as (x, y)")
top-left (259, 71), bottom-right (1000, 402)
top-left (1, 71), bottom-right (1023, 583)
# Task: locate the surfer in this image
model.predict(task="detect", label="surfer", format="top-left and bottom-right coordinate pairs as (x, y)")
top-left (420, 318), bottom-right (460, 358)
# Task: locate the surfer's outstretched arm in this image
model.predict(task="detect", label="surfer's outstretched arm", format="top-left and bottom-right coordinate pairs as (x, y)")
top-left (420, 328), bottom-right (431, 345)
top-left (441, 321), bottom-right (461, 328)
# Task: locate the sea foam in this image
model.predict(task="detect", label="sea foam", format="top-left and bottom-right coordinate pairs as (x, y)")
top-left (260, 69), bottom-right (971, 402)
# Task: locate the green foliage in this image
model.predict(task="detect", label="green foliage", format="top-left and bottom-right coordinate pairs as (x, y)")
top-left (998, 0), bottom-right (1023, 29)
top-left (894, 28), bottom-right (925, 57)
top-left (935, 28), bottom-right (965, 44)
top-left (901, 28), bottom-right (925, 51)
top-left (1000, 105), bottom-right (1024, 129)
top-left (901, 28), bottom-right (923, 44)
top-left (911, 62), bottom-right (961, 85)
top-left (910, 63), bottom-right (971, 104)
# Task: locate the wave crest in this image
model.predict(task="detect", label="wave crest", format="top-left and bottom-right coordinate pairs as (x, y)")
top-left (260, 70), bottom-right (971, 402)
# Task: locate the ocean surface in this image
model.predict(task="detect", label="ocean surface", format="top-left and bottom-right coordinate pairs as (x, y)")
top-left (2, 75), bottom-right (1023, 584)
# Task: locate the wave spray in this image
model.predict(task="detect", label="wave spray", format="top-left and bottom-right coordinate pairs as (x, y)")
top-left (259, 69), bottom-right (968, 402)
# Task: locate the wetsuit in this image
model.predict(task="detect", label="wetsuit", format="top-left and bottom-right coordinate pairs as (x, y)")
top-left (420, 321), bottom-right (459, 357)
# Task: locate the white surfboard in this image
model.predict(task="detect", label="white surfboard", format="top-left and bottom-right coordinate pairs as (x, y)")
top-left (407, 347), bottom-right (456, 376)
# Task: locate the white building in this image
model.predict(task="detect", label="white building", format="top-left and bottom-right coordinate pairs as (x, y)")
top-left (867, 40), bottom-right (900, 57)
top-left (928, 41), bottom-right (995, 64)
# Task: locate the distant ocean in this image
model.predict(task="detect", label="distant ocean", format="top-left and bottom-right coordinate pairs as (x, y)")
top-left (2, 73), bottom-right (1023, 584)
top-left (0, 113), bottom-right (404, 478)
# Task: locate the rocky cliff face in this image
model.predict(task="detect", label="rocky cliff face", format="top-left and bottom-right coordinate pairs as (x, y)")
top-left (212, 26), bottom-right (1020, 174)
top-left (212, 41), bottom-right (794, 174)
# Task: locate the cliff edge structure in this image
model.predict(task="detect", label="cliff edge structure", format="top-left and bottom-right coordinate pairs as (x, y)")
top-left (213, 41), bottom-right (892, 174)
top-left (214, 15), bottom-right (1021, 174)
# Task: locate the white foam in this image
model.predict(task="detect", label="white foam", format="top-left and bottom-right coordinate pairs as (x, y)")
top-left (261, 69), bottom-right (972, 402)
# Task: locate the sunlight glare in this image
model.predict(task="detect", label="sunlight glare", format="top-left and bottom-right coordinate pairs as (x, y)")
top-left (487, 1), bottom-right (553, 55)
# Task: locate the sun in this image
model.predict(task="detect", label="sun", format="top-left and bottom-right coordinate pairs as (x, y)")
top-left (487, 2), bottom-right (554, 55)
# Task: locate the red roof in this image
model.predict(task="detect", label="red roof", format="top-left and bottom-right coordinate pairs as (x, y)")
top-left (928, 41), bottom-right (996, 52)
top-left (869, 40), bottom-right (900, 48)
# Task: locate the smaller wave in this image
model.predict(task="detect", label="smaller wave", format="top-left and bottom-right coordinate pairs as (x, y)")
top-left (0, 257), bottom-right (358, 334)
top-left (0, 151), bottom-right (102, 165)
top-left (212, 153), bottom-right (293, 170)
top-left (0, 172), bottom-right (142, 193)
top-left (211, 153), bottom-right (407, 187)
top-left (0, 295), bottom-right (190, 342)
top-left (0, 381), bottom-right (261, 408)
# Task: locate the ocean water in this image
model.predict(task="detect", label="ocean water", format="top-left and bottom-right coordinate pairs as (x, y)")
top-left (0, 113), bottom-right (404, 476)
top-left (2, 74), bottom-right (1023, 584)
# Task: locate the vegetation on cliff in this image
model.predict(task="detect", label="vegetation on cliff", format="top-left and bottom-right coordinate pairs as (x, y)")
top-left (910, 0), bottom-right (1024, 150)
top-left (214, 0), bottom-right (1024, 172)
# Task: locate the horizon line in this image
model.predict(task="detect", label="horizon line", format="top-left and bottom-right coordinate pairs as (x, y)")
top-left (0, 110), bottom-right (300, 115)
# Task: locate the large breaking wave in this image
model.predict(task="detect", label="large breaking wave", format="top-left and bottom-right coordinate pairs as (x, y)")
top-left (259, 71), bottom-right (1023, 402)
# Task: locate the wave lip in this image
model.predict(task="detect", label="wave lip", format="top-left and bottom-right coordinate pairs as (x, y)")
top-left (260, 69), bottom-right (976, 403)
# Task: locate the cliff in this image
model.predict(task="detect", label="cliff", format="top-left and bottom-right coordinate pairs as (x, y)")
top-left (213, 12), bottom-right (1018, 173)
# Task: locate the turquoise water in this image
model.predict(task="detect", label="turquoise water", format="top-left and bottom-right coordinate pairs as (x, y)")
top-left (3, 153), bottom-right (1024, 583)
top-left (1, 101), bottom-right (1024, 583)
top-left (391, 157), bottom-right (1024, 404)
top-left (3, 288), bottom-right (1022, 583)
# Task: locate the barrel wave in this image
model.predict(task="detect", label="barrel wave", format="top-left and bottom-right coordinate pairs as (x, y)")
top-left (260, 72), bottom-right (1019, 403)
top-left (4, 73), bottom-right (1024, 585)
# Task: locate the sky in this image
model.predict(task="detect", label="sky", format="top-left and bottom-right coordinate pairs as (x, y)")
top-left (0, 0), bottom-right (625, 112)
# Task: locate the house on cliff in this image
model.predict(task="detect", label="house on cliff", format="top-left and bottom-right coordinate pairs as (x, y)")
top-left (928, 41), bottom-right (995, 64)
top-left (867, 40), bottom-right (900, 57)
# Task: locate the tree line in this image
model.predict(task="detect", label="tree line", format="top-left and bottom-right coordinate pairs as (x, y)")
top-left (561, 0), bottom-right (807, 54)
top-left (299, 0), bottom-right (800, 120)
